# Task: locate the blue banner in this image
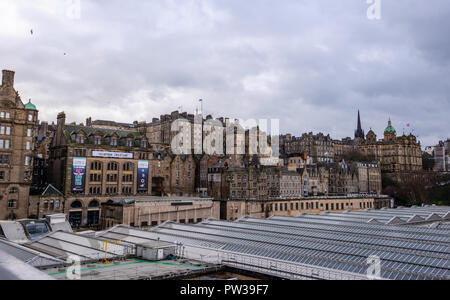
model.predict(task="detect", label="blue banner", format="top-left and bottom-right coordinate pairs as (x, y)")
top-left (137, 160), bottom-right (149, 192)
top-left (71, 158), bottom-right (86, 193)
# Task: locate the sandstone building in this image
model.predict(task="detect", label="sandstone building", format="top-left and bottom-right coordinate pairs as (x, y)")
top-left (359, 119), bottom-right (422, 173)
top-left (0, 70), bottom-right (38, 220)
top-left (29, 112), bottom-right (196, 227)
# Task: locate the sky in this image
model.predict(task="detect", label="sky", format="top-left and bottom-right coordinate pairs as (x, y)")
top-left (0, 0), bottom-right (449, 147)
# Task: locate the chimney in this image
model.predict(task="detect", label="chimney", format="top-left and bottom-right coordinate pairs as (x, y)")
top-left (57, 112), bottom-right (66, 126)
top-left (2, 70), bottom-right (15, 87)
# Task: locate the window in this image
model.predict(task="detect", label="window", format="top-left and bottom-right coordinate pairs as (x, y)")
top-left (95, 137), bottom-right (102, 145)
top-left (88, 200), bottom-right (99, 208)
top-left (26, 141), bottom-right (31, 150)
top-left (27, 129), bottom-right (32, 137)
top-left (90, 173), bottom-right (101, 182)
top-left (74, 149), bottom-right (86, 157)
top-left (24, 156), bottom-right (30, 166)
top-left (9, 187), bottom-right (18, 194)
top-left (28, 114), bottom-right (33, 121)
top-left (107, 162), bottom-right (118, 171)
top-left (8, 200), bottom-right (17, 209)
top-left (76, 135), bottom-right (84, 144)
top-left (0, 171), bottom-right (4, 180)
top-left (123, 163), bottom-right (133, 171)
top-left (122, 186), bottom-right (132, 195)
top-left (111, 138), bottom-right (117, 146)
top-left (0, 155), bottom-right (9, 164)
top-left (91, 161), bottom-right (102, 171)
top-left (89, 186), bottom-right (101, 195)
top-left (126, 140), bottom-right (132, 147)
top-left (71, 200), bottom-right (83, 208)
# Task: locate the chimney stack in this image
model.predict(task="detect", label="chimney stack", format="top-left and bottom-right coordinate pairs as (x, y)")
top-left (2, 70), bottom-right (15, 87)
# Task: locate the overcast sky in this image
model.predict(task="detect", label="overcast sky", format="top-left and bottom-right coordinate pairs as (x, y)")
top-left (0, 0), bottom-right (449, 147)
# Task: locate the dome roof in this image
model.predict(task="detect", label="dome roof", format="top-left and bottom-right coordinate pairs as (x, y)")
top-left (25, 99), bottom-right (36, 110)
top-left (384, 119), bottom-right (396, 133)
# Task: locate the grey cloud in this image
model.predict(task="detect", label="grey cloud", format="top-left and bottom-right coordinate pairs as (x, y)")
top-left (0, 0), bottom-right (448, 147)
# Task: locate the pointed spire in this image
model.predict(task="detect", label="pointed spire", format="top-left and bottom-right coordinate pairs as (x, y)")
top-left (357, 110), bottom-right (362, 130)
top-left (355, 110), bottom-right (365, 140)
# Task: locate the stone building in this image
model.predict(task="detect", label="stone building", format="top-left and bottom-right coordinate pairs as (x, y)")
top-left (221, 195), bottom-right (392, 220)
top-left (38, 112), bottom-right (196, 228)
top-left (31, 121), bottom-right (56, 194)
top-left (327, 160), bottom-right (358, 196)
top-left (359, 119), bottom-right (423, 173)
top-left (169, 154), bottom-right (196, 196)
top-left (0, 70), bottom-right (38, 220)
top-left (100, 196), bottom-right (219, 229)
top-left (326, 160), bottom-right (382, 196)
top-left (302, 164), bottom-right (329, 196)
top-left (434, 139), bottom-right (449, 172)
top-left (285, 132), bottom-right (334, 163)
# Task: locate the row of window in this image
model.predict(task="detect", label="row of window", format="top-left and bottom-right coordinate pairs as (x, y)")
top-left (136, 218), bottom-right (203, 227)
top-left (90, 161), bottom-right (134, 171)
top-left (0, 112), bottom-right (34, 121)
top-left (72, 134), bottom-right (148, 148)
top-left (268, 201), bottom-right (373, 212)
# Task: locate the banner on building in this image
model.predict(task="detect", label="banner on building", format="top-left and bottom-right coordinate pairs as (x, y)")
top-left (92, 151), bottom-right (133, 159)
top-left (137, 160), bottom-right (149, 192)
top-left (71, 157), bottom-right (86, 193)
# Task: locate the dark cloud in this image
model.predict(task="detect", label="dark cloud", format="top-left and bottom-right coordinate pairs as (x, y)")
top-left (0, 0), bottom-right (448, 147)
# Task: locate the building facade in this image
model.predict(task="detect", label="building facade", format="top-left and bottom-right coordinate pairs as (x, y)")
top-left (359, 119), bottom-right (423, 173)
top-left (434, 139), bottom-right (449, 172)
top-left (38, 112), bottom-right (196, 227)
top-left (0, 70), bottom-right (38, 220)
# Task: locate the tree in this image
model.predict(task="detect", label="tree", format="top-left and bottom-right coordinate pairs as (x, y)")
top-left (422, 152), bottom-right (435, 171)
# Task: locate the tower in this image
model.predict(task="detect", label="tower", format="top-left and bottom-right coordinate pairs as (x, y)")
top-left (0, 69), bottom-right (38, 220)
top-left (354, 110), bottom-right (365, 140)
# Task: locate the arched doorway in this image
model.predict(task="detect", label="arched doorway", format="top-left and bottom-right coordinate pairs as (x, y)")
top-left (87, 200), bottom-right (100, 227)
top-left (69, 200), bottom-right (83, 227)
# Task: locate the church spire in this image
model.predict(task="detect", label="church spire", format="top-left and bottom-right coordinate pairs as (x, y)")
top-left (355, 110), bottom-right (365, 140)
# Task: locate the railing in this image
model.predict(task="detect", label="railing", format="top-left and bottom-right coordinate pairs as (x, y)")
top-left (180, 245), bottom-right (368, 280)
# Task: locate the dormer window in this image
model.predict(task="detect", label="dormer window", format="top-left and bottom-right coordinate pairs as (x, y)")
top-left (76, 135), bottom-right (84, 144)
top-left (95, 137), bottom-right (102, 145)
top-left (141, 140), bottom-right (147, 148)
top-left (111, 138), bottom-right (117, 146)
top-left (126, 139), bottom-right (133, 147)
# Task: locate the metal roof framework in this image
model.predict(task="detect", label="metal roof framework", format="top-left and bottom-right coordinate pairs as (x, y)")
top-left (95, 207), bottom-right (450, 280)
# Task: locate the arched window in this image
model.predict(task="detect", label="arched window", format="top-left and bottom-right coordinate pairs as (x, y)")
top-left (91, 161), bottom-right (103, 171)
top-left (123, 162), bottom-right (133, 171)
top-left (88, 200), bottom-right (99, 208)
top-left (107, 162), bottom-right (118, 171)
top-left (71, 200), bottom-right (83, 209)
top-left (8, 187), bottom-right (18, 194)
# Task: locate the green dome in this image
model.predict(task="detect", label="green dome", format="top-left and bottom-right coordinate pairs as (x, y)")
top-left (25, 99), bottom-right (36, 110)
top-left (384, 119), bottom-right (396, 133)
